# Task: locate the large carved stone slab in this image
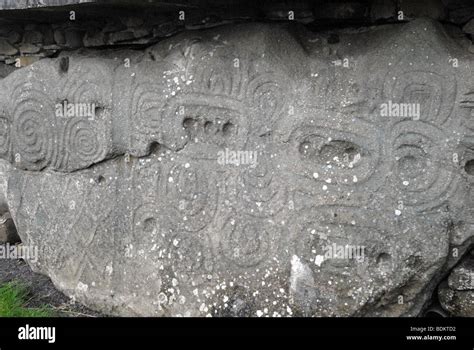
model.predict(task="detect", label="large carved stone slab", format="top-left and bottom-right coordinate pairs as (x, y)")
top-left (0, 19), bottom-right (473, 316)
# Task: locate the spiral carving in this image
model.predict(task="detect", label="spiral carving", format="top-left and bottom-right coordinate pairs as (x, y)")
top-left (12, 94), bottom-right (56, 170)
top-left (162, 162), bottom-right (218, 232)
top-left (64, 118), bottom-right (103, 166)
top-left (62, 61), bottom-right (112, 108)
top-left (246, 72), bottom-right (288, 128)
top-left (383, 70), bottom-right (456, 125)
top-left (220, 216), bottom-right (272, 268)
top-left (131, 82), bottom-right (163, 135)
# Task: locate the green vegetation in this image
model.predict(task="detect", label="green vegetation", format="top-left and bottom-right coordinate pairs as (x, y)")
top-left (0, 282), bottom-right (53, 317)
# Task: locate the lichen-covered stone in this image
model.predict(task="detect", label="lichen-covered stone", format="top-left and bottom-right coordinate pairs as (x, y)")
top-left (0, 19), bottom-right (472, 316)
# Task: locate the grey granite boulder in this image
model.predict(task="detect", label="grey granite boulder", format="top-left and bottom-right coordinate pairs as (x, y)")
top-left (0, 19), bottom-right (473, 316)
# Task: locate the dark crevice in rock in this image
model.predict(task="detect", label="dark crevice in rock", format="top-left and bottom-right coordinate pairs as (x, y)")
top-left (465, 159), bottom-right (474, 176)
top-left (0, 212), bottom-right (20, 244)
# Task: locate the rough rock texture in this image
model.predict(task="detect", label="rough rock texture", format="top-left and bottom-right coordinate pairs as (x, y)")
top-left (439, 285), bottom-right (474, 316)
top-left (448, 252), bottom-right (474, 291)
top-left (0, 18), bottom-right (473, 317)
top-left (438, 250), bottom-right (474, 316)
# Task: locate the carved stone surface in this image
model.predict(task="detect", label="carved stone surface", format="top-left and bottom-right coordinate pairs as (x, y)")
top-left (0, 19), bottom-right (473, 316)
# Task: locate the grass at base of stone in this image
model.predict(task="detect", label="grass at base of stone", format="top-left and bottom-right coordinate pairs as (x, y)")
top-left (0, 246), bottom-right (103, 317)
top-left (0, 281), bottom-right (54, 317)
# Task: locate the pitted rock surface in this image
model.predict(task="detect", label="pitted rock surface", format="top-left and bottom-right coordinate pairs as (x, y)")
top-left (0, 19), bottom-right (473, 316)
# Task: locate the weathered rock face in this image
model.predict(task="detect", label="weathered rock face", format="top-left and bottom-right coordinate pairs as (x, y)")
top-left (439, 251), bottom-right (474, 316)
top-left (0, 19), bottom-right (473, 316)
